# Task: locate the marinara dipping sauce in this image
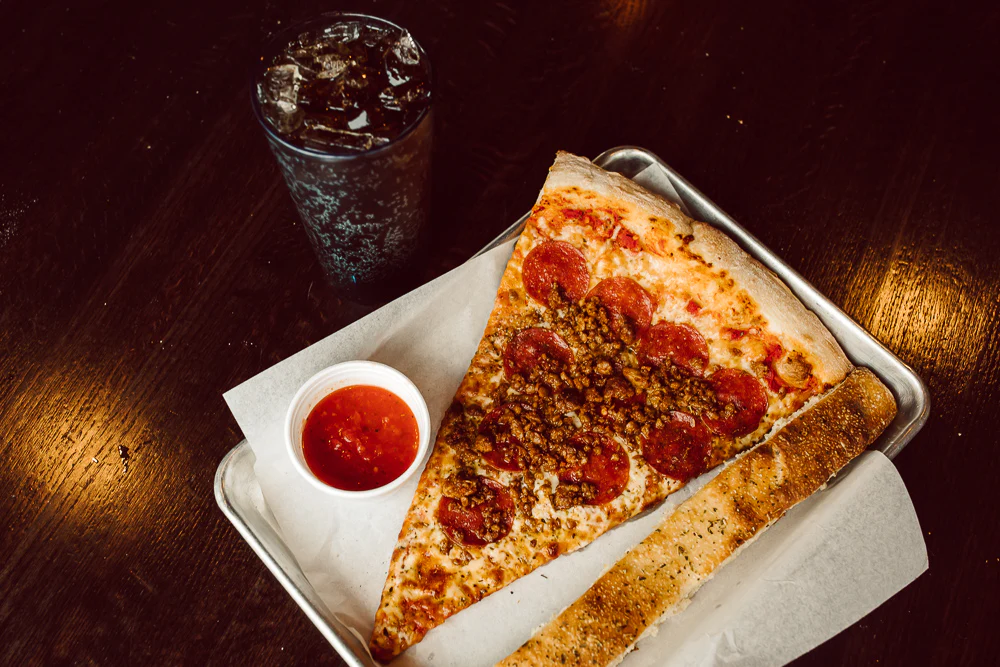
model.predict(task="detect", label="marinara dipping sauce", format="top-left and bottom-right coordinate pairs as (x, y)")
top-left (301, 385), bottom-right (419, 492)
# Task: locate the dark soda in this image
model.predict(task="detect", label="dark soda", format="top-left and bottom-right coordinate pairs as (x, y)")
top-left (252, 14), bottom-right (433, 299)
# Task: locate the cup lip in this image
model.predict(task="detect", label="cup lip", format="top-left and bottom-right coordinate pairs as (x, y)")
top-left (284, 360), bottom-right (432, 499)
top-left (249, 11), bottom-right (433, 160)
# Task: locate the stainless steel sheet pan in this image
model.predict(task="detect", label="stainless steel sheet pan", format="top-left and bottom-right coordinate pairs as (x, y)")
top-left (216, 145), bottom-right (928, 666)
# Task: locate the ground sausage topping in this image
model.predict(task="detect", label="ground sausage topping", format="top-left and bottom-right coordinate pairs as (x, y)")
top-left (437, 476), bottom-right (514, 546)
top-left (439, 253), bottom-right (773, 535)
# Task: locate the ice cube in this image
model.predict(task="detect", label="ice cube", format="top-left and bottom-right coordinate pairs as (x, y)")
top-left (392, 31), bottom-right (421, 66)
top-left (324, 21), bottom-right (360, 44)
top-left (314, 53), bottom-right (347, 80)
top-left (383, 50), bottom-right (411, 86)
top-left (261, 64), bottom-right (305, 133)
top-left (264, 63), bottom-right (302, 106)
top-left (379, 87), bottom-right (402, 111)
top-left (360, 24), bottom-right (389, 48)
top-left (383, 30), bottom-right (422, 87)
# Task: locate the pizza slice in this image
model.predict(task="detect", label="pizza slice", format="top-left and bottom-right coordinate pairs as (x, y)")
top-left (369, 151), bottom-right (854, 662)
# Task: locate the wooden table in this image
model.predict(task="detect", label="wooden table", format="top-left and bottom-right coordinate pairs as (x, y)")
top-left (2, 0), bottom-right (997, 664)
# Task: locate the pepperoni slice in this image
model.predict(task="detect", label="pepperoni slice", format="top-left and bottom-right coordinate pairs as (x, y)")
top-left (503, 328), bottom-right (574, 378)
top-left (638, 322), bottom-right (710, 376)
top-left (437, 477), bottom-right (514, 547)
top-left (522, 241), bottom-right (590, 305)
top-left (558, 432), bottom-right (630, 506)
top-left (615, 228), bottom-right (641, 253)
top-left (642, 411), bottom-right (711, 482)
top-left (478, 403), bottom-right (530, 471)
top-left (702, 368), bottom-right (769, 437)
top-left (587, 277), bottom-right (655, 338)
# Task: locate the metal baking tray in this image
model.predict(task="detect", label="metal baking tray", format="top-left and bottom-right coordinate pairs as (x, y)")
top-left (215, 145), bottom-right (929, 666)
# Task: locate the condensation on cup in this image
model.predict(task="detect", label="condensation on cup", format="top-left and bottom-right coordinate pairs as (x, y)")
top-left (251, 13), bottom-right (432, 299)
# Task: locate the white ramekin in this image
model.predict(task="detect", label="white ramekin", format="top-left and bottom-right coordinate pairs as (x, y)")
top-left (284, 360), bottom-right (431, 499)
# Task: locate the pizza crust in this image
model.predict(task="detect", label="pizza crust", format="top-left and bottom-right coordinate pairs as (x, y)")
top-left (496, 367), bottom-right (897, 667)
top-left (542, 151), bottom-right (696, 238)
top-left (542, 152), bottom-right (851, 385)
top-left (688, 222), bottom-right (851, 384)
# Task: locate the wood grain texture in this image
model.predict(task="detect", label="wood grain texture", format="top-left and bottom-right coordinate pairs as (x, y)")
top-left (0, 0), bottom-right (996, 665)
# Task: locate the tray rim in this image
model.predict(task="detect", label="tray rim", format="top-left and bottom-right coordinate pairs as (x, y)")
top-left (215, 442), bottom-right (371, 667)
top-left (215, 144), bottom-right (930, 664)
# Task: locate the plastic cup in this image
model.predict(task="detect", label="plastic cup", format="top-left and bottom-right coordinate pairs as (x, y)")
top-left (251, 13), bottom-right (433, 300)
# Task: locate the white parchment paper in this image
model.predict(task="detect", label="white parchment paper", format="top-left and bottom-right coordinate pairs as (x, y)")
top-left (224, 167), bottom-right (927, 667)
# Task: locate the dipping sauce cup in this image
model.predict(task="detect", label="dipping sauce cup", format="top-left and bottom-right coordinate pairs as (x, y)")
top-left (285, 361), bottom-right (431, 498)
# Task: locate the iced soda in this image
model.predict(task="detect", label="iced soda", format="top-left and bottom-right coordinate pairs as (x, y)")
top-left (252, 13), bottom-right (432, 297)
